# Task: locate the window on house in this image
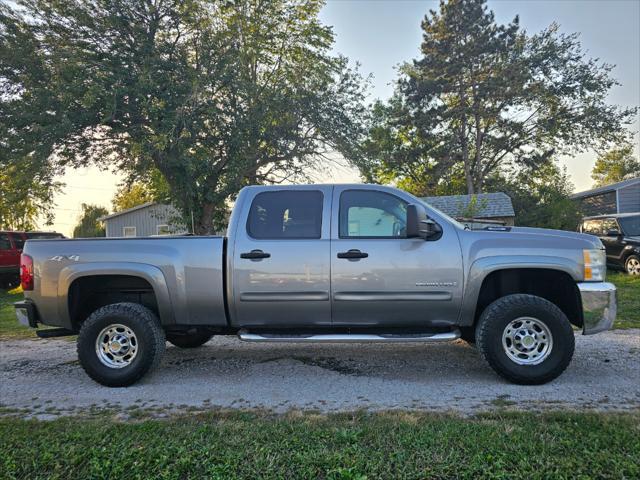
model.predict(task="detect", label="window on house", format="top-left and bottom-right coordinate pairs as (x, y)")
top-left (123, 226), bottom-right (137, 237)
top-left (156, 225), bottom-right (170, 235)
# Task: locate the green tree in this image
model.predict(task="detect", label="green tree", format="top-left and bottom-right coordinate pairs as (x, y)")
top-left (488, 162), bottom-right (582, 230)
top-left (0, 165), bottom-right (60, 231)
top-left (112, 184), bottom-right (156, 213)
top-left (591, 140), bottom-right (640, 187)
top-left (73, 204), bottom-right (108, 238)
top-left (1, 0), bottom-right (366, 234)
top-left (112, 169), bottom-right (170, 212)
top-left (357, 0), bottom-right (636, 196)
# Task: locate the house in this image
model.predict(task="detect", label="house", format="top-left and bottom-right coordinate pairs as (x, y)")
top-left (421, 192), bottom-right (516, 226)
top-left (98, 202), bottom-right (188, 237)
top-left (570, 177), bottom-right (640, 216)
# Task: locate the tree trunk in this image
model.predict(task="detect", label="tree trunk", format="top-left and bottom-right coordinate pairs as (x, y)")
top-left (459, 86), bottom-right (474, 195)
top-left (197, 202), bottom-right (216, 235)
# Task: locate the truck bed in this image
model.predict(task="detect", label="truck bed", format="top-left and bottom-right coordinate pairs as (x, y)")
top-left (22, 236), bottom-right (227, 329)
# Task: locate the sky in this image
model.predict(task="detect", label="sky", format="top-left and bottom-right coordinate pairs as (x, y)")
top-left (45, 0), bottom-right (640, 236)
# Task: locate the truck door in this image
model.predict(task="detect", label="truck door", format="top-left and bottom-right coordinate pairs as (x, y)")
top-left (230, 186), bottom-right (332, 327)
top-left (330, 186), bottom-right (464, 327)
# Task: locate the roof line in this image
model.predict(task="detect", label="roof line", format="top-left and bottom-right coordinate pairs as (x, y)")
top-left (570, 177), bottom-right (640, 199)
top-left (97, 202), bottom-right (158, 221)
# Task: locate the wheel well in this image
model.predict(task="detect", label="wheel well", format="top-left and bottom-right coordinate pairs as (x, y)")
top-left (68, 275), bottom-right (159, 330)
top-left (474, 269), bottom-right (583, 328)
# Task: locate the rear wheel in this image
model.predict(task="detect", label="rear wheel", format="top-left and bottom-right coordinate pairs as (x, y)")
top-left (166, 332), bottom-right (213, 349)
top-left (625, 255), bottom-right (640, 275)
top-left (77, 303), bottom-right (165, 387)
top-left (476, 294), bottom-right (574, 385)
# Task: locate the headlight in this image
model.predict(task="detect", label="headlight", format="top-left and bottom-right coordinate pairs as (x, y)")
top-left (583, 249), bottom-right (606, 281)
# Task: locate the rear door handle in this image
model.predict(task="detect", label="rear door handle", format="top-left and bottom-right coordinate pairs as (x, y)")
top-left (337, 249), bottom-right (368, 259)
top-left (240, 249), bottom-right (271, 260)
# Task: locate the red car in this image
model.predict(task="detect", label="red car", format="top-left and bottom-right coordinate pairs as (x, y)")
top-left (0, 231), bottom-right (65, 288)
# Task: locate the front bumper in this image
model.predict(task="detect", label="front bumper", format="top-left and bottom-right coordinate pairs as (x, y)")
top-left (578, 282), bottom-right (617, 335)
top-left (14, 300), bottom-right (39, 329)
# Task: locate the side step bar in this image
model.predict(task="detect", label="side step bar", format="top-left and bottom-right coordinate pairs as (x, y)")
top-left (238, 329), bottom-right (460, 343)
top-left (36, 328), bottom-right (76, 338)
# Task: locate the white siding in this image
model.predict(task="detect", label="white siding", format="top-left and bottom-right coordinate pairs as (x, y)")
top-left (104, 204), bottom-right (187, 237)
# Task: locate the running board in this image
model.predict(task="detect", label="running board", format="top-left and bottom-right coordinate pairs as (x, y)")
top-left (237, 329), bottom-right (460, 343)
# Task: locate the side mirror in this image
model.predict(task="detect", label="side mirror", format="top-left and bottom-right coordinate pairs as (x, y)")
top-left (407, 204), bottom-right (441, 240)
top-left (606, 229), bottom-right (621, 237)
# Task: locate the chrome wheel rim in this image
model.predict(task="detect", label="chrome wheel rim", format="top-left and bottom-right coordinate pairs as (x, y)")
top-left (95, 324), bottom-right (138, 369)
top-left (501, 317), bottom-right (553, 365)
top-left (626, 257), bottom-right (640, 275)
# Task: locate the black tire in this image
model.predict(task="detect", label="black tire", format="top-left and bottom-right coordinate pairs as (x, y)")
top-left (459, 326), bottom-right (476, 344)
top-left (77, 302), bottom-right (165, 387)
top-left (625, 254), bottom-right (640, 275)
top-left (166, 331), bottom-right (213, 349)
top-left (476, 294), bottom-right (575, 385)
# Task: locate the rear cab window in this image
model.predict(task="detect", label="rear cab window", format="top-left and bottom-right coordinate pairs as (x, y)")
top-left (247, 190), bottom-right (323, 239)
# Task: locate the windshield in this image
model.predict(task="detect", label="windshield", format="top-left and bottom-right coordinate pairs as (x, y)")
top-left (619, 215), bottom-right (640, 236)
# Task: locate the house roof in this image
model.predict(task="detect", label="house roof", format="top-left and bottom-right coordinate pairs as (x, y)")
top-left (421, 192), bottom-right (515, 219)
top-left (97, 202), bottom-right (157, 222)
top-left (570, 177), bottom-right (640, 200)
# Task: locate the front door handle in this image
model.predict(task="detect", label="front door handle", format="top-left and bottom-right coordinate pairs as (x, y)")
top-left (337, 249), bottom-right (368, 259)
top-left (240, 249), bottom-right (271, 260)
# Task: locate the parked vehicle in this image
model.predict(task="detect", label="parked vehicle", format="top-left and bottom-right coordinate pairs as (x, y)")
top-left (15, 185), bottom-right (616, 387)
top-left (0, 231), bottom-right (65, 288)
top-left (579, 213), bottom-right (640, 275)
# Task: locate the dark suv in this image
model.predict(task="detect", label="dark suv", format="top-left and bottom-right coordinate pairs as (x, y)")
top-left (579, 214), bottom-right (640, 275)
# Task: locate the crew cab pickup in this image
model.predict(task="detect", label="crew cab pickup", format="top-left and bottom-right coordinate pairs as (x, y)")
top-left (15, 184), bottom-right (617, 387)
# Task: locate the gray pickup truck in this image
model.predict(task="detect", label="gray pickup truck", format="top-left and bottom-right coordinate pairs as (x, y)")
top-left (15, 184), bottom-right (616, 387)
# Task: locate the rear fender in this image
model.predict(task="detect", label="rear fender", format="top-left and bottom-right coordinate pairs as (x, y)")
top-left (57, 262), bottom-right (174, 325)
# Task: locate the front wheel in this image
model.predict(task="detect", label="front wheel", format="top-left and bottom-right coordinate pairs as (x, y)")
top-left (166, 331), bottom-right (213, 349)
top-left (476, 294), bottom-right (574, 385)
top-left (77, 303), bottom-right (165, 387)
top-left (625, 255), bottom-right (640, 275)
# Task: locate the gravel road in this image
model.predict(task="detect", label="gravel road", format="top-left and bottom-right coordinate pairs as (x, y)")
top-left (1, 330), bottom-right (639, 418)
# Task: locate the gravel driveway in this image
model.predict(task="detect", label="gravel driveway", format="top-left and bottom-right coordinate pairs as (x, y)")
top-left (1, 330), bottom-right (639, 418)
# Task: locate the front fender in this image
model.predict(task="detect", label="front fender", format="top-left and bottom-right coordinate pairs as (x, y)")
top-left (459, 255), bottom-right (582, 325)
top-left (57, 262), bottom-right (174, 326)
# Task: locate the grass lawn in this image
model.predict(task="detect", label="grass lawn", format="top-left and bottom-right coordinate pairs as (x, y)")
top-left (608, 272), bottom-right (640, 329)
top-left (0, 288), bottom-right (35, 340)
top-left (0, 270), bottom-right (638, 338)
top-left (1, 411), bottom-right (639, 479)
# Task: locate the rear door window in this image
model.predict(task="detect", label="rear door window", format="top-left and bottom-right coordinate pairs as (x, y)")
top-left (247, 190), bottom-right (323, 239)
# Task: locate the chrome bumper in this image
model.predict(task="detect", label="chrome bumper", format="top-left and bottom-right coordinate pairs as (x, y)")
top-left (578, 282), bottom-right (617, 335)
